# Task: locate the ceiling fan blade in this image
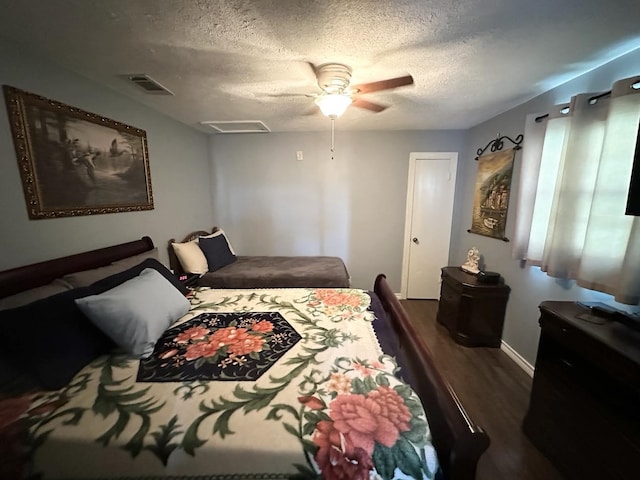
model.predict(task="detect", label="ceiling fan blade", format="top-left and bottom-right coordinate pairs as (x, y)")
top-left (352, 75), bottom-right (414, 94)
top-left (307, 62), bottom-right (319, 78)
top-left (302, 104), bottom-right (320, 116)
top-left (351, 98), bottom-right (388, 113)
top-left (265, 92), bottom-right (316, 98)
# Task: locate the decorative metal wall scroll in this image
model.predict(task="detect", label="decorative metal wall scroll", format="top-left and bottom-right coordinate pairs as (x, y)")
top-left (474, 134), bottom-right (523, 161)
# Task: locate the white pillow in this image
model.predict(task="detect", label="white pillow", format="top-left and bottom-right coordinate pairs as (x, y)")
top-left (201, 229), bottom-right (236, 255)
top-left (75, 268), bottom-right (190, 358)
top-left (171, 240), bottom-right (208, 274)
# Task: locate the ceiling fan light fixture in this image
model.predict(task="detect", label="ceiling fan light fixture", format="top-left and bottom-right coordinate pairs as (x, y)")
top-left (315, 93), bottom-right (353, 118)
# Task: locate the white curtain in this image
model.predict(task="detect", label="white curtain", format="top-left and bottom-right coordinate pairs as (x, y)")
top-left (513, 75), bottom-right (640, 305)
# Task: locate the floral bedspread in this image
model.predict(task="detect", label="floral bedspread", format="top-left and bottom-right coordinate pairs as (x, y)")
top-left (15, 288), bottom-right (439, 480)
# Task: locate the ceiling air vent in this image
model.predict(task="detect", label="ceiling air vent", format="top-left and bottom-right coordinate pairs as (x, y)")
top-left (127, 74), bottom-right (174, 95)
top-left (200, 120), bottom-right (270, 133)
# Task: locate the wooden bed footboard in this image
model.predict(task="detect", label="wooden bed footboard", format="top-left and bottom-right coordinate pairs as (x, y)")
top-left (374, 274), bottom-right (490, 480)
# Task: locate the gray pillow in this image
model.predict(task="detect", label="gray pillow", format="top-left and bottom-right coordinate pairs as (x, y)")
top-left (63, 248), bottom-right (162, 288)
top-left (0, 278), bottom-right (73, 311)
top-left (63, 263), bottom-right (130, 288)
top-left (111, 247), bottom-right (161, 269)
top-left (75, 268), bottom-right (190, 358)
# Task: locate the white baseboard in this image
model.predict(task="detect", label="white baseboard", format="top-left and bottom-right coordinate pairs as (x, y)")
top-left (500, 341), bottom-right (534, 377)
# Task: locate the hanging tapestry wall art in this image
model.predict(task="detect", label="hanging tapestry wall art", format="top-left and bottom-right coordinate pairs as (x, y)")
top-left (468, 147), bottom-right (516, 241)
top-left (3, 85), bottom-right (153, 219)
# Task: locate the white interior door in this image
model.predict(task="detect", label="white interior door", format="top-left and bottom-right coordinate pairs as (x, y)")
top-left (401, 152), bottom-right (458, 299)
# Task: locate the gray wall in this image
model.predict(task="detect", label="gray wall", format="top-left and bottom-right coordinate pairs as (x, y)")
top-left (210, 130), bottom-right (466, 290)
top-left (450, 47), bottom-right (640, 365)
top-left (3, 31), bottom-right (638, 368)
top-left (0, 38), bottom-right (213, 269)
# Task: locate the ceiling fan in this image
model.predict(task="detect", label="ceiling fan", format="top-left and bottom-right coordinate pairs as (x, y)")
top-left (298, 62), bottom-right (414, 118)
top-left (278, 63), bottom-right (413, 157)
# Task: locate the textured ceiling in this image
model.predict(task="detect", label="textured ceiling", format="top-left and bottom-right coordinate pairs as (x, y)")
top-left (1, 0), bottom-right (640, 133)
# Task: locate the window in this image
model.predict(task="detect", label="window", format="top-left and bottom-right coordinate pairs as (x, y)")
top-left (513, 76), bottom-right (640, 305)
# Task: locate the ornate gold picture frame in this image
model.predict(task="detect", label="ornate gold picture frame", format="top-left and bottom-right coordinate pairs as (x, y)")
top-left (3, 85), bottom-right (153, 219)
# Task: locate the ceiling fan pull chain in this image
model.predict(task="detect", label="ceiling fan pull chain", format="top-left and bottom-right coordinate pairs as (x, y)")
top-left (331, 117), bottom-right (335, 159)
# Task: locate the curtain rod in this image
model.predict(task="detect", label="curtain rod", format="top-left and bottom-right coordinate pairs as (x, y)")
top-left (534, 90), bottom-right (612, 123)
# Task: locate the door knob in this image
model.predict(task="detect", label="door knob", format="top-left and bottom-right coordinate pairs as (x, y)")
top-left (412, 237), bottom-right (419, 244)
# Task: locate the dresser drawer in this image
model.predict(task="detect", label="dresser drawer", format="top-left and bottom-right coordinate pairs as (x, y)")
top-left (539, 315), bottom-right (582, 350)
top-left (539, 306), bottom-right (640, 385)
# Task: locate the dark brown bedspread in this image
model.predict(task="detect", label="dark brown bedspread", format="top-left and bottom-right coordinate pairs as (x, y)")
top-left (196, 255), bottom-right (350, 288)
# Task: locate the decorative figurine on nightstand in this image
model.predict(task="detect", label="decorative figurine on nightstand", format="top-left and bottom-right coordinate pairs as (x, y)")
top-left (461, 246), bottom-right (480, 274)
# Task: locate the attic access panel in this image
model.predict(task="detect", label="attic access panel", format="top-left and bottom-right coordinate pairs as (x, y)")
top-left (200, 120), bottom-right (270, 133)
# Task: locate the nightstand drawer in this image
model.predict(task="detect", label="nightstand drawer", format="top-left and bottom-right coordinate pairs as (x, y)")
top-left (440, 282), bottom-right (459, 300)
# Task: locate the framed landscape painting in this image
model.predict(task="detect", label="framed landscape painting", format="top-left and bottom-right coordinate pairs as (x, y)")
top-left (3, 85), bottom-right (153, 219)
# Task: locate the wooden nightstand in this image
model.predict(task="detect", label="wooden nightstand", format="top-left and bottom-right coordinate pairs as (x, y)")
top-left (436, 266), bottom-right (510, 347)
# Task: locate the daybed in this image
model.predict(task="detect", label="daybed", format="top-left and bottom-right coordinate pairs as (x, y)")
top-left (168, 227), bottom-right (351, 288)
top-left (0, 237), bottom-right (489, 480)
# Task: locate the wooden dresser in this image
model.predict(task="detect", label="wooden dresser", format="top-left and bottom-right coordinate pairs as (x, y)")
top-left (436, 266), bottom-right (510, 347)
top-left (523, 301), bottom-right (640, 479)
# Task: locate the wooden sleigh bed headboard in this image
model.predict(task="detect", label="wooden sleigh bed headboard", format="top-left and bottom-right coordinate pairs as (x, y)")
top-left (0, 237), bottom-right (154, 299)
top-left (0, 238), bottom-right (489, 479)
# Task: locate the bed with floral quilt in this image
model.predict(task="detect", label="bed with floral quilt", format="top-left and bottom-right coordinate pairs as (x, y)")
top-left (0, 237), bottom-right (489, 480)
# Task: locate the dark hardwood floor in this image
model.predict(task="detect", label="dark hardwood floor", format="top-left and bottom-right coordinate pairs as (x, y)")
top-left (401, 299), bottom-right (564, 480)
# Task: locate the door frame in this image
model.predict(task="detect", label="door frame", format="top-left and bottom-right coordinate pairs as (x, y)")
top-left (401, 152), bottom-right (458, 299)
